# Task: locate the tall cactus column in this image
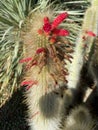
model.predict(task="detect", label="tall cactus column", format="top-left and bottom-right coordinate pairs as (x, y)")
top-left (20, 11), bottom-right (73, 130)
top-left (67, 0), bottom-right (98, 90)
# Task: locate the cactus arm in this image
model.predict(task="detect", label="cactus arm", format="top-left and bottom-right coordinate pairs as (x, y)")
top-left (67, 1), bottom-right (98, 89)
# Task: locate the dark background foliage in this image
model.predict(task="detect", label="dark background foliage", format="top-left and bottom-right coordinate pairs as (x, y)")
top-left (0, 88), bottom-right (29, 130)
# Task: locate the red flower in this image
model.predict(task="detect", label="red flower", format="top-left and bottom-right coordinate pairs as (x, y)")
top-left (36, 47), bottom-right (46, 54)
top-left (43, 23), bottom-right (52, 33)
top-left (21, 80), bottom-right (38, 90)
top-left (86, 31), bottom-right (96, 37)
top-left (43, 16), bottom-right (52, 33)
top-left (53, 29), bottom-right (69, 36)
top-left (42, 12), bottom-right (69, 36)
top-left (19, 57), bottom-right (32, 63)
top-left (52, 12), bottom-right (68, 29)
top-left (44, 17), bottom-right (50, 24)
top-left (38, 12), bottom-right (69, 43)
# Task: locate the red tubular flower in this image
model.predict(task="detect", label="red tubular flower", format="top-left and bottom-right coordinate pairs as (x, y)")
top-left (53, 29), bottom-right (69, 36)
top-left (26, 81), bottom-right (38, 90)
top-left (43, 16), bottom-right (52, 33)
top-left (44, 17), bottom-right (50, 24)
top-left (52, 12), bottom-right (68, 29)
top-left (36, 47), bottom-right (46, 54)
top-left (19, 57), bottom-right (33, 63)
top-left (86, 31), bottom-right (96, 37)
top-left (43, 23), bottom-right (52, 33)
top-left (21, 80), bottom-right (38, 87)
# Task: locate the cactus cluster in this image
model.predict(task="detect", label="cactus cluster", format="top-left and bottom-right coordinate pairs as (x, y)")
top-left (20, 10), bottom-right (75, 130)
top-left (1, 0), bottom-right (98, 130)
top-left (0, 0), bottom-right (87, 107)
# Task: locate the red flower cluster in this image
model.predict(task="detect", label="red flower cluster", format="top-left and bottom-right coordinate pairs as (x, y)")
top-left (38, 12), bottom-right (69, 43)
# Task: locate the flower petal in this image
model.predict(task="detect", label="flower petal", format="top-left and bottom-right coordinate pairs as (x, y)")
top-left (21, 80), bottom-right (37, 86)
top-left (43, 23), bottom-right (52, 33)
top-left (53, 29), bottom-right (69, 36)
top-left (86, 31), bottom-right (96, 37)
top-left (52, 12), bottom-right (68, 29)
top-left (36, 47), bottom-right (46, 54)
top-left (19, 57), bottom-right (32, 63)
top-left (44, 17), bottom-right (50, 24)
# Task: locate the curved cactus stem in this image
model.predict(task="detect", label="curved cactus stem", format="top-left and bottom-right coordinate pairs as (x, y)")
top-left (67, 1), bottom-right (98, 89)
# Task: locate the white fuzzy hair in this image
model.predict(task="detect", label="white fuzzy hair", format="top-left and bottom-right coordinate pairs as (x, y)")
top-left (25, 66), bottom-right (63, 130)
top-left (63, 105), bottom-right (94, 130)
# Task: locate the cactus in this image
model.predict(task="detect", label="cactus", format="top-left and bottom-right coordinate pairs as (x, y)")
top-left (67, 0), bottom-right (98, 90)
top-left (1, 0), bottom-right (98, 130)
top-left (63, 105), bottom-right (94, 130)
top-left (21, 9), bottom-right (74, 130)
top-left (63, 1), bottom-right (98, 129)
top-left (0, 0), bottom-right (88, 108)
top-left (62, 89), bottom-right (94, 130)
top-left (19, 2), bottom-right (90, 130)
